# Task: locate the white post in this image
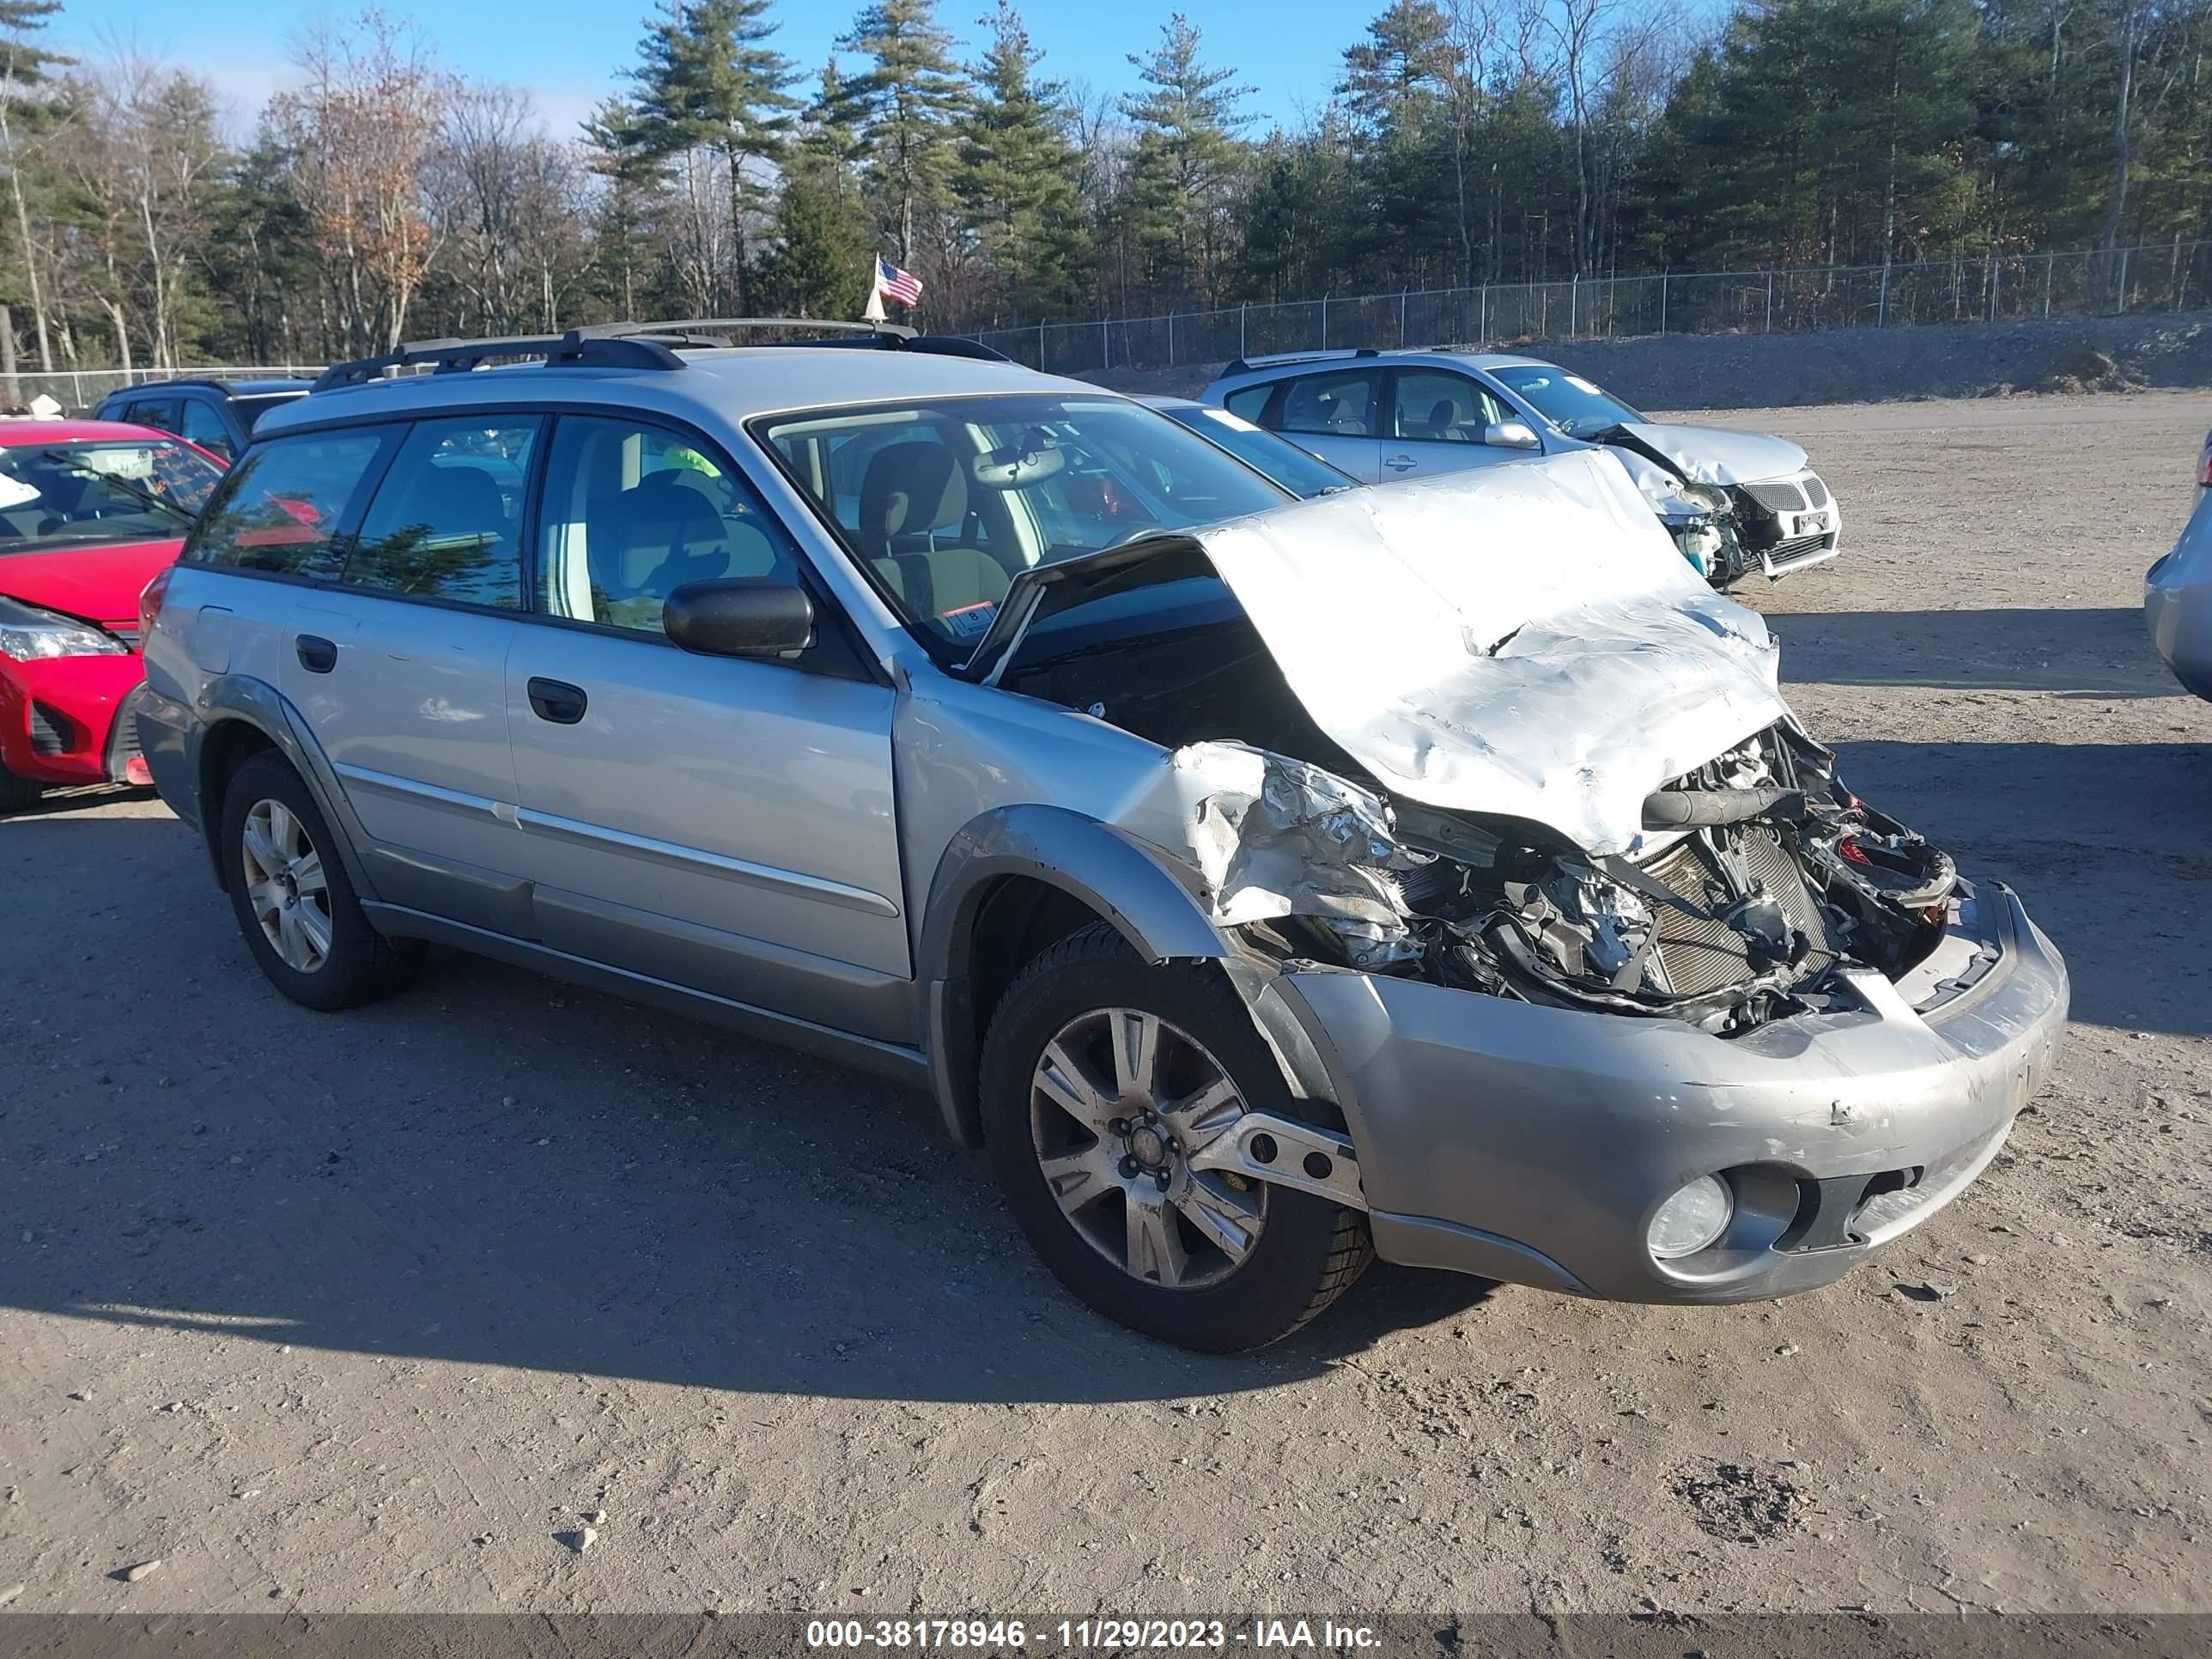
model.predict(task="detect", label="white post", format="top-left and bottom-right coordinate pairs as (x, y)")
top-left (1765, 269), bottom-right (1774, 332)
top-left (1658, 270), bottom-right (1668, 336)
top-left (1320, 294), bottom-right (1328, 350)
top-left (1239, 302), bottom-right (1247, 360)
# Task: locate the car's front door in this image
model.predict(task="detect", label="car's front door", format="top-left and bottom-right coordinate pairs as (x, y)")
top-left (503, 413), bottom-right (911, 1040)
top-left (1256, 368), bottom-right (1384, 483)
top-left (1376, 368), bottom-right (1543, 481)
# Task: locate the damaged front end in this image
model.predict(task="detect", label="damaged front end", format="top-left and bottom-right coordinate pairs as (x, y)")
top-left (1177, 726), bottom-right (1956, 1040)
top-left (1594, 424), bottom-right (1838, 586)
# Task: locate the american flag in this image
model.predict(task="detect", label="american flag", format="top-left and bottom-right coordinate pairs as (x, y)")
top-left (876, 255), bottom-right (922, 307)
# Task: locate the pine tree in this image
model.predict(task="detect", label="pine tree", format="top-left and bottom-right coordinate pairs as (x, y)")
top-left (627, 0), bottom-right (798, 312)
top-left (760, 62), bottom-right (872, 317)
top-left (0, 0), bottom-right (69, 371)
top-left (836, 0), bottom-right (969, 275)
top-left (1119, 13), bottom-right (1252, 304)
top-left (954, 1), bottom-right (1090, 321)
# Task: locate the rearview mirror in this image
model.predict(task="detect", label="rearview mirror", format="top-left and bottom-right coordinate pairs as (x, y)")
top-left (1484, 421), bottom-right (1541, 451)
top-left (664, 578), bottom-right (814, 659)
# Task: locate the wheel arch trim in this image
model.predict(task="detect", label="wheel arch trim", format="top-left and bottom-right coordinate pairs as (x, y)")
top-left (191, 675), bottom-right (381, 907)
top-left (918, 803), bottom-right (1239, 1147)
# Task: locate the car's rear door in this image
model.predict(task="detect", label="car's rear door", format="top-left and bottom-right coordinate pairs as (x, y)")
top-left (271, 416), bottom-right (540, 933)
top-left (1376, 368), bottom-right (1540, 481)
top-left (502, 411), bottom-right (911, 1040)
top-left (1252, 368), bottom-right (1384, 483)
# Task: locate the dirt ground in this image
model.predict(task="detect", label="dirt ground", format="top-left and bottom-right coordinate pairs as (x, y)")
top-left (3, 391), bottom-right (2209, 1620)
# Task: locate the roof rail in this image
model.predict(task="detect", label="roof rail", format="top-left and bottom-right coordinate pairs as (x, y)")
top-left (597, 318), bottom-right (1015, 363)
top-left (313, 317), bottom-right (1017, 392)
top-left (313, 331), bottom-right (687, 392)
top-left (1222, 346), bottom-right (1382, 376)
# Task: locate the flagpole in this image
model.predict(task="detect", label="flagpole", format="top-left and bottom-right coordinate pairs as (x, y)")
top-left (862, 253), bottom-right (887, 324)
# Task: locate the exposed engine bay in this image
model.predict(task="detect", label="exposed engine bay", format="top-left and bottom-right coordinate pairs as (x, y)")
top-left (976, 450), bottom-right (1923, 1036)
top-left (1175, 725), bottom-right (1959, 1039)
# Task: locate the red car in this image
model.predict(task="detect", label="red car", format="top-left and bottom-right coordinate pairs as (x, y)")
top-left (0, 419), bottom-right (227, 811)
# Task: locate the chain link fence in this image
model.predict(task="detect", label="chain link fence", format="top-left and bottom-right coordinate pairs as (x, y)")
top-left (3, 363), bottom-right (324, 415)
top-left (972, 241), bottom-right (2212, 378)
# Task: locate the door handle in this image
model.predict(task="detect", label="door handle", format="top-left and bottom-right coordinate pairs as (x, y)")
top-left (295, 634), bottom-right (337, 673)
top-left (526, 677), bottom-right (588, 725)
top-left (1382, 454), bottom-right (1417, 472)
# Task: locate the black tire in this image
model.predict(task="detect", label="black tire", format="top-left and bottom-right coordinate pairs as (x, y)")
top-left (0, 761), bottom-right (42, 815)
top-left (979, 922), bottom-right (1370, 1352)
top-left (218, 750), bottom-right (424, 1012)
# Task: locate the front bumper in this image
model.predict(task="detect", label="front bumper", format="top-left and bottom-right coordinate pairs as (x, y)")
top-left (0, 653), bottom-right (152, 786)
top-left (1280, 878), bottom-right (2067, 1304)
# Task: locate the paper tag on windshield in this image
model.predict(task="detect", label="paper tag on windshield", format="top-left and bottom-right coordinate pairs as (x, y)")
top-left (1565, 375), bottom-right (1604, 395)
top-left (78, 447), bottom-right (156, 481)
top-left (0, 472), bottom-right (42, 509)
top-left (940, 599), bottom-right (999, 639)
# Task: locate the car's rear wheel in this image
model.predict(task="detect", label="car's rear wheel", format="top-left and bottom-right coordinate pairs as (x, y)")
top-left (979, 922), bottom-right (1370, 1351)
top-left (220, 751), bottom-right (423, 1011)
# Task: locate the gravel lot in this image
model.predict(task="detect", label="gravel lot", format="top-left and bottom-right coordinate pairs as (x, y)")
top-left (3, 391), bottom-right (2209, 1618)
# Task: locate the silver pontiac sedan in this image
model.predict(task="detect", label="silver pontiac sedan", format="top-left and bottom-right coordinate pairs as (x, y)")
top-left (137, 325), bottom-right (2067, 1352)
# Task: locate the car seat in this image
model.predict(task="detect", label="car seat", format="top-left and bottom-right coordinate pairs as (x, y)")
top-left (856, 442), bottom-right (1008, 619)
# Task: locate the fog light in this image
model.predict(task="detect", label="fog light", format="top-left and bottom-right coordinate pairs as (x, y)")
top-left (1648, 1175), bottom-right (1733, 1260)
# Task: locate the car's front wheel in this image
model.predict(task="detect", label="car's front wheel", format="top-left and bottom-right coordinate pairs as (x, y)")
top-left (219, 750), bottom-right (423, 1011)
top-left (0, 759), bottom-right (42, 814)
top-left (979, 923), bottom-right (1370, 1351)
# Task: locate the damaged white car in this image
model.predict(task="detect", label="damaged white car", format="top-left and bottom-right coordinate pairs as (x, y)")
top-left (140, 332), bottom-right (2065, 1352)
top-left (1204, 349), bottom-right (1843, 586)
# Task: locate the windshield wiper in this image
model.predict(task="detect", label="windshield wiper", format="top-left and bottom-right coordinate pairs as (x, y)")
top-left (34, 450), bottom-right (195, 526)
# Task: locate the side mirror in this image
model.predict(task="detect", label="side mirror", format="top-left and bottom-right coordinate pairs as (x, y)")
top-left (664, 577), bottom-right (814, 659)
top-left (1484, 421), bottom-right (1542, 451)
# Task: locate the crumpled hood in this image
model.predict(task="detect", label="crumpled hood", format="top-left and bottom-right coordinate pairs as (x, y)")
top-left (1608, 421), bottom-right (1808, 486)
top-left (1171, 452), bottom-right (1790, 856)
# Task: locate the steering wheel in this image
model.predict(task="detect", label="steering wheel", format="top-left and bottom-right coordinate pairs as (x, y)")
top-left (1098, 522), bottom-right (1167, 552)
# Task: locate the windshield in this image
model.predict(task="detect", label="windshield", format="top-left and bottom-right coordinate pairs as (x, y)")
top-left (758, 392), bottom-right (1291, 653)
top-left (1159, 405), bottom-right (1357, 499)
top-left (0, 438), bottom-right (224, 553)
top-left (1488, 364), bottom-right (1644, 438)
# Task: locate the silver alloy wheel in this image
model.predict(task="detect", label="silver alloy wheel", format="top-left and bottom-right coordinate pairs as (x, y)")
top-left (240, 797), bottom-right (332, 974)
top-left (1029, 1006), bottom-right (1265, 1290)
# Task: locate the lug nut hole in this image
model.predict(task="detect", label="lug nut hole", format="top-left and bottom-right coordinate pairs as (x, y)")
top-left (1303, 1152), bottom-right (1333, 1181)
top-left (1249, 1133), bottom-right (1278, 1165)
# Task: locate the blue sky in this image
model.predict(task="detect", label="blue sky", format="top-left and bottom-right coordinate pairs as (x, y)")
top-left (52, 0), bottom-right (1364, 143)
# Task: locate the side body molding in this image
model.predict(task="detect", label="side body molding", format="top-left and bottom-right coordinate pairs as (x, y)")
top-left (918, 803), bottom-right (1237, 1147)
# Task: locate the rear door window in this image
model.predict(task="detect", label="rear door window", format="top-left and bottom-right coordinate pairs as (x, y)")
top-left (342, 418), bottom-right (542, 609)
top-left (1273, 370), bottom-right (1380, 439)
top-left (186, 427), bottom-right (401, 577)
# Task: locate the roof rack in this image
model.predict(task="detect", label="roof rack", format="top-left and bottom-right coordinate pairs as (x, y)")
top-left (1221, 346), bottom-right (1384, 377)
top-left (313, 318), bottom-right (1014, 392)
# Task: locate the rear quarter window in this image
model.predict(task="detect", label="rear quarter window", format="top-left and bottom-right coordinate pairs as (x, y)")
top-left (185, 427), bottom-right (401, 577)
top-left (1222, 385), bottom-right (1273, 422)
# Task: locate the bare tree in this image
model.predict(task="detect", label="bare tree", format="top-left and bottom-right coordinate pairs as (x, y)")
top-left (270, 10), bottom-right (448, 352)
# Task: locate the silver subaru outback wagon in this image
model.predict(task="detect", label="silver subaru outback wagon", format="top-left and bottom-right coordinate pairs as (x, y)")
top-left (136, 322), bottom-right (2068, 1352)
